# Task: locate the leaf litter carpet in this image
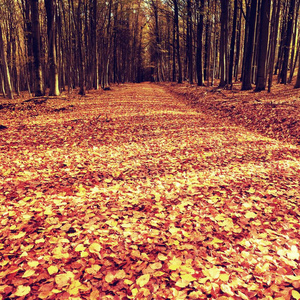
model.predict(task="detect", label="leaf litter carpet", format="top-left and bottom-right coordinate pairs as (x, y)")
top-left (0, 83), bottom-right (300, 299)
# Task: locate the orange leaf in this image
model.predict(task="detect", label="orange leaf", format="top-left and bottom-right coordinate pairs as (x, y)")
top-left (90, 289), bottom-right (100, 300)
top-left (55, 272), bottom-right (74, 288)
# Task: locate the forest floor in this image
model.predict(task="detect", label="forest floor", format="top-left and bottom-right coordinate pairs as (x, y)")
top-left (0, 82), bottom-right (300, 299)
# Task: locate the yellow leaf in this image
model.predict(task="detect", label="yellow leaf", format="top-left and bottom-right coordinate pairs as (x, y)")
top-left (168, 256), bottom-right (182, 270)
top-left (203, 267), bottom-right (220, 279)
top-left (115, 269), bottom-right (126, 279)
top-left (180, 273), bottom-right (196, 282)
top-left (292, 290), bottom-right (300, 299)
top-left (35, 238), bottom-right (45, 244)
top-left (153, 271), bottom-right (165, 277)
top-left (15, 285), bottom-right (31, 297)
top-left (53, 245), bottom-right (69, 259)
top-left (48, 265), bottom-right (59, 275)
top-left (11, 231), bottom-right (26, 239)
top-left (124, 279), bottom-right (133, 285)
top-left (219, 273), bottom-right (230, 282)
top-left (28, 261), bottom-right (39, 268)
top-left (175, 278), bottom-right (190, 288)
top-left (136, 274), bottom-right (150, 287)
top-left (247, 187), bottom-right (255, 194)
top-left (169, 227), bottom-right (180, 235)
top-left (89, 242), bottom-right (101, 253)
top-left (132, 288), bottom-right (138, 297)
top-left (105, 272), bottom-right (115, 283)
top-left (22, 269), bottom-right (35, 278)
top-left (75, 244), bottom-right (86, 252)
top-left (90, 289), bottom-right (100, 300)
top-left (55, 272), bottom-right (74, 288)
top-left (150, 262), bottom-right (162, 270)
top-left (67, 279), bottom-right (82, 295)
top-left (158, 253), bottom-right (168, 261)
top-left (210, 237), bottom-right (224, 244)
top-left (220, 284), bottom-right (234, 296)
top-left (81, 251), bottom-right (89, 258)
top-left (245, 211), bottom-right (257, 219)
top-left (287, 245), bottom-right (299, 260)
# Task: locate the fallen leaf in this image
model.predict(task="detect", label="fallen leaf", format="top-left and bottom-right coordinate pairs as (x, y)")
top-left (136, 274), bottom-right (150, 287)
top-left (48, 265), bottom-right (59, 275)
top-left (22, 269), bottom-right (35, 278)
top-left (89, 242), bottom-right (101, 253)
top-left (14, 285), bottom-right (31, 297)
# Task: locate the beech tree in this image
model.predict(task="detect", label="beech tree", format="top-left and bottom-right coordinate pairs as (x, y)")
top-left (280, 0), bottom-right (296, 84)
top-left (45, 0), bottom-right (60, 96)
top-left (0, 23), bottom-right (13, 99)
top-left (241, 0), bottom-right (258, 91)
top-left (30, 0), bottom-right (44, 96)
top-left (0, 0), bottom-right (299, 96)
top-left (196, 0), bottom-right (204, 86)
top-left (255, 0), bottom-right (271, 92)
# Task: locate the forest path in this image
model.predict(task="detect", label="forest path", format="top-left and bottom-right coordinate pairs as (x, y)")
top-left (1, 82), bottom-right (300, 298)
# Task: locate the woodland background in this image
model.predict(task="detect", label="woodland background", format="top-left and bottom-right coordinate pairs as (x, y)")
top-left (0, 0), bottom-right (300, 99)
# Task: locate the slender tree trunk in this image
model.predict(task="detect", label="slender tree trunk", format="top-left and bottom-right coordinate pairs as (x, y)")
top-left (30, 0), bottom-right (44, 96)
top-left (204, 0), bottom-right (211, 84)
top-left (77, 0), bottom-right (85, 95)
top-left (0, 24), bottom-right (13, 99)
top-left (196, 0), bottom-right (204, 86)
top-left (172, 16), bottom-right (176, 82)
top-left (288, 0), bottom-right (300, 83)
top-left (280, 0), bottom-right (296, 84)
top-left (268, 0), bottom-right (280, 92)
top-left (219, 0), bottom-right (229, 87)
top-left (294, 57), bottom-right (300, 88)
top-left (234, 2), bottom-right (242, 81)
top-left (187, 0), bottom-right (193, 84)
top-left (92, 0), bottom-right (98, 89)
top-left (173, 0), bottom-right (182, 83)
top-left (255, 0), bottom-right (271, 91)
top-left (241, 0), bottom-right (257, 90)
top-left (228, 0), bottom-right (238, 86)
top-left (45, 0), bottom-right (60, 96)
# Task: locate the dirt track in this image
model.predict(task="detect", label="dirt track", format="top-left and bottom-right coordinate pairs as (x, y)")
top-left (0, 83), bottom-right (300, 299)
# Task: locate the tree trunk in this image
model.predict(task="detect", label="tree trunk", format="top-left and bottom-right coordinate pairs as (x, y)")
top-left (204, 0), bottom-right (211, 84)
top-left (241, 0), bottom-right (257, 91)
top-left (196, 0), bottom-right (204, 86)
top-left (234, 2), bottom-right (242, 81)
top-left (0, 24), bottom-right (13, 99)
top-left (77, 0), bottom-right (85, 95)
top-left (30, 0), bottom-right (44, 96)
top-left (219, 0), bottom-right (229, 87)
top-left (288, 0), bottom-right (300, 83)
top-left (173, 0), bottom-right (182, 83)
top-left (228, 0), bottom-right (238, 86)
top-left (294, 57), bottom-right (300, 88)
top-left (45, 0), bottom-right (60, 96)
top-left (267, 0), bottom-right (280, 92)
top-left (255, 0), bottom-right (271, 92)
top-left (280, 0), bottom-right (295, 84)
top-left (92, 0), bottom-right (99, 89)
top-left (187, 0), bottom-right (193, 84)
